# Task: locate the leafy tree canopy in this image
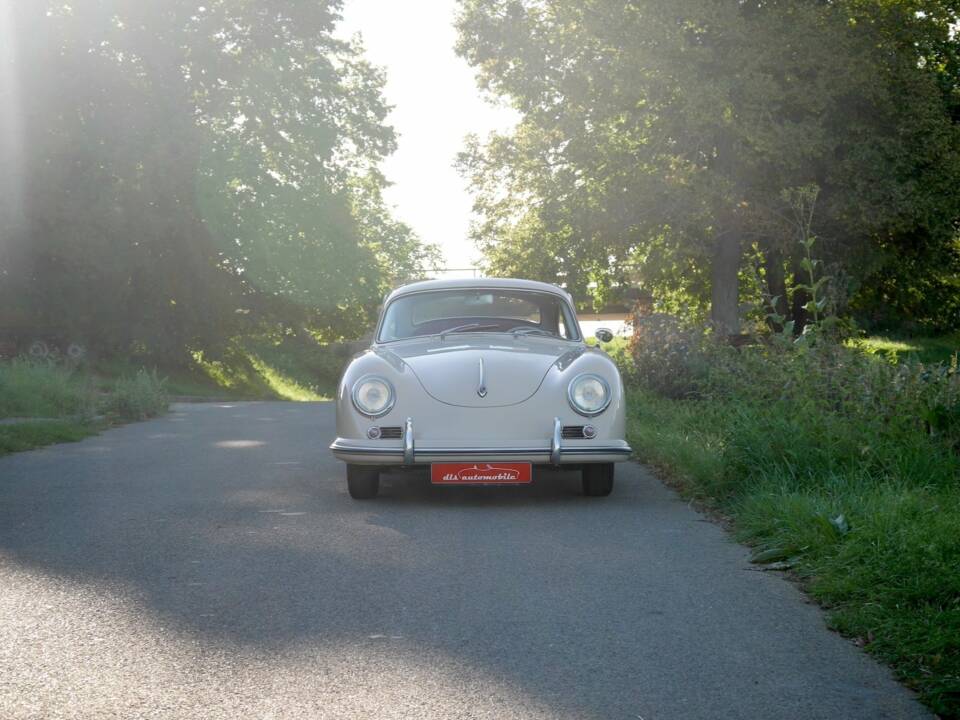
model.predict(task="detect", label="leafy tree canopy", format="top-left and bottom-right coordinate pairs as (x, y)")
top-left (456, 0), bottom-right (960, 332)
top-left (1, 1), bottom-right (435, 360)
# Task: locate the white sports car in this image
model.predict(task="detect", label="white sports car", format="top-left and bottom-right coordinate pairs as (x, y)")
top-left (330, 278), bottom-right (631, 499)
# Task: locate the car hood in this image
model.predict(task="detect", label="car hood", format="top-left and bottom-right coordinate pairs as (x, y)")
top-left (375, 336), bottom-right (584, 408)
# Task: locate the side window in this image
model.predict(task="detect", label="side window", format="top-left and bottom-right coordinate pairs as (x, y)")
top-left (558, 303), bottom-right (579, 340)
top-left (382, 314), bottom-right (396, 342)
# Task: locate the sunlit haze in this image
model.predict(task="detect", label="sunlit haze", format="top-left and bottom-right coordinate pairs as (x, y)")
top-left (337, 0), bottom-right (518, 272)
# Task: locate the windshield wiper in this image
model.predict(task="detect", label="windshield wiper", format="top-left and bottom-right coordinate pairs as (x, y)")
top-left (509, 327), bottom-right (557, 338)
top-left (439, 323), bottom-right (499, 340)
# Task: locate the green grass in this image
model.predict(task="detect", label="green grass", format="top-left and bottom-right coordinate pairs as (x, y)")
top-left (854, 332), bottom-right (960, 365)
top-left (587, 335), bottom-right (633, 368)
top-left (0, 359), bottom-right (97, 419)
top-left (0, 328), bottom-right (346, 456)
top-left (621, 334), bottom-right (960, 716)
top-left (92, 331), bottom-right (347, 402)
top-left (103, 369), bottom-right (170, 420)
top-left (1, 328), bottom-right (347, 456)
top-left (190, 332), bottom-right (345, 401)
top-left (246, 354), bottom-right (328, 401)
top-left (0, 420), bottom-right (98, 456)
top-left (92, 357), bottom-right (247, 400)
top-left (626, 388), bottom-right (960, 716)
top-left (0, 360), bottom-right (169, 456)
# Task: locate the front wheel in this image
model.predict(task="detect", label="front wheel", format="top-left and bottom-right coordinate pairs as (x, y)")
top-left (347, 465), bottom-right (380, 499)
top-left (582, 463), bottom-right (614, 497)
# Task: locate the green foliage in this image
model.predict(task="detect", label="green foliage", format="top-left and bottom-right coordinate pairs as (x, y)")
top-left (628, 315), bottom-right (710, 398)
top-left (849, 238), bottom-right (960, 334)
top-left (456, 0), bottom-right (960, 331)
top-left (854, 334), bottom-right (960, 366)
top-left (191, 331), bottom-right (347, 401)
top-left (103, 370), bottom-right (169, 422)
top-left (619, 337), bottom-right (960, 715)
top-left (244, 333), bottom-right (348, 400)
top-left (0, 359), bottom-right (171, 455)
top-left (587, 336), bottom-right (633, 378)
top-left (788, 188), bottom-right (828, 323)
top-left (0, 421), bottom-right (97, 457)
top-left (1, 1), bottom-right (434, 363)
top-left (0, 358), bottom-right (170, 422)
top-left (92, 357), bottom-right (242, 401)
top-left (0, 360), bottom-right (97, 420)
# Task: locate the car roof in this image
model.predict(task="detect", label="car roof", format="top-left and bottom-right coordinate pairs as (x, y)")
top-left (385, 277), bottom-right (572, 303)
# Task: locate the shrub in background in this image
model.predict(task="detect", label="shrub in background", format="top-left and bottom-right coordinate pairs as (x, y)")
top-left (629, 317), bottom-right (960, 458)
top-left (628, 314), bottom-right (715, 398)
top-left (105, 369), bottom-right (169, 421)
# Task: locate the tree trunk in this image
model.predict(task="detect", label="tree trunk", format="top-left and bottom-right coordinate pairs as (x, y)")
top-left (710, 227), bottom-right (742, 335)
top-left (761, 239), bottom-right (787, 331)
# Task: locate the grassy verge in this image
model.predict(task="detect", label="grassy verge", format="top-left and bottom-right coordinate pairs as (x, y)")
top-left (0, 330), bottom-right (348, 455)
top-left (0, 359), bottom-right (98, 419)
top-left (622, 327), bottom-right (960, 716)
top-left (91, 332), bottom-right (349, 402)
top-left (0, 361), bottom-right (169, 456)
top-left (0, 420), bottom-right (100, 454)
top-left (93, 357), bottom-right (246, 400)
top-left (188, 332), bottom-right (347, 401)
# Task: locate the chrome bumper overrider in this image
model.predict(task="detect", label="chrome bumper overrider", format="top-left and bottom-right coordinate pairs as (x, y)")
top-left (330, 416), bottom-right (632, 465)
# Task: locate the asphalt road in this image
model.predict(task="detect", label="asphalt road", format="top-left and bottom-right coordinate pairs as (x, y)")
top-left (0, 402), bottom-right (929, 719)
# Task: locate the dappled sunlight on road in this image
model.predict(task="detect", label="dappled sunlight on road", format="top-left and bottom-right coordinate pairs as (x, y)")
top-left (213, 440), bottom-right (267, 449)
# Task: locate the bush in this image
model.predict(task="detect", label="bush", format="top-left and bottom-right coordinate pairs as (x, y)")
top-left (628, 314), bottom-right (714, 398)
top-left (630, 324), bottom-right (960, 455)
top-left (0, 359), bottom-right (97, 419)
top-left (104, 369), bottom-right (169, 421)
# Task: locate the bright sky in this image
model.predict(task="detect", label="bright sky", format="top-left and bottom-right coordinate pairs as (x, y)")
top-left (336, 0), bottom-right (518, 271)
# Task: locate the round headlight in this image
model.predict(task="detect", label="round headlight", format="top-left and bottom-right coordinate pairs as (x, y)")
top-left (568, 374), bottom-right (611, 416)
top-left (351, 376), bottom-right (395, 418)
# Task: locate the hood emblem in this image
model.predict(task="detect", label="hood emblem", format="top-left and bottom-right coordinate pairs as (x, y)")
top-left (477, 357), bottom-right (488, 398)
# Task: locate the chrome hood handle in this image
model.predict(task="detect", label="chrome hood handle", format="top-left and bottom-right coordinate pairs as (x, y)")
top-left (477, 357), bottom-right (488, 398)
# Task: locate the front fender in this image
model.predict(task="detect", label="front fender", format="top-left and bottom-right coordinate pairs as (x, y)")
top-left (539, 347), bottom-right (626, 441)
top-left (335, 349), bottom-right (420, 438)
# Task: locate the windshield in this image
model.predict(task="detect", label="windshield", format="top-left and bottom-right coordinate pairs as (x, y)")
top-left (377, 290), bottom-right (580, 342)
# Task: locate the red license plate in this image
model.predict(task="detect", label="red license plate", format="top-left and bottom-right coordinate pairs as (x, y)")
top-left (431, 462), bottom-right (533, 485)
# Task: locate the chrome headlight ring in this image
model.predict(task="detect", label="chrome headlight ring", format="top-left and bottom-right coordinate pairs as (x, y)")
top-left (351, 375), bottom-right (396, 418)
top-left (567, 373), bottom-right (612, 417)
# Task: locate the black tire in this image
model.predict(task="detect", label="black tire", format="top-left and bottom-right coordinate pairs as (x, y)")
top-left (582, 463), bottom-right (614, 497)
top-left (347, 464), bottom-right (380, 499)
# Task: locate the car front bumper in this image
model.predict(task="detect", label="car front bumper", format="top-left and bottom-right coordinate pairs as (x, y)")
top-left (330, 417), bottom-right (632, 466)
